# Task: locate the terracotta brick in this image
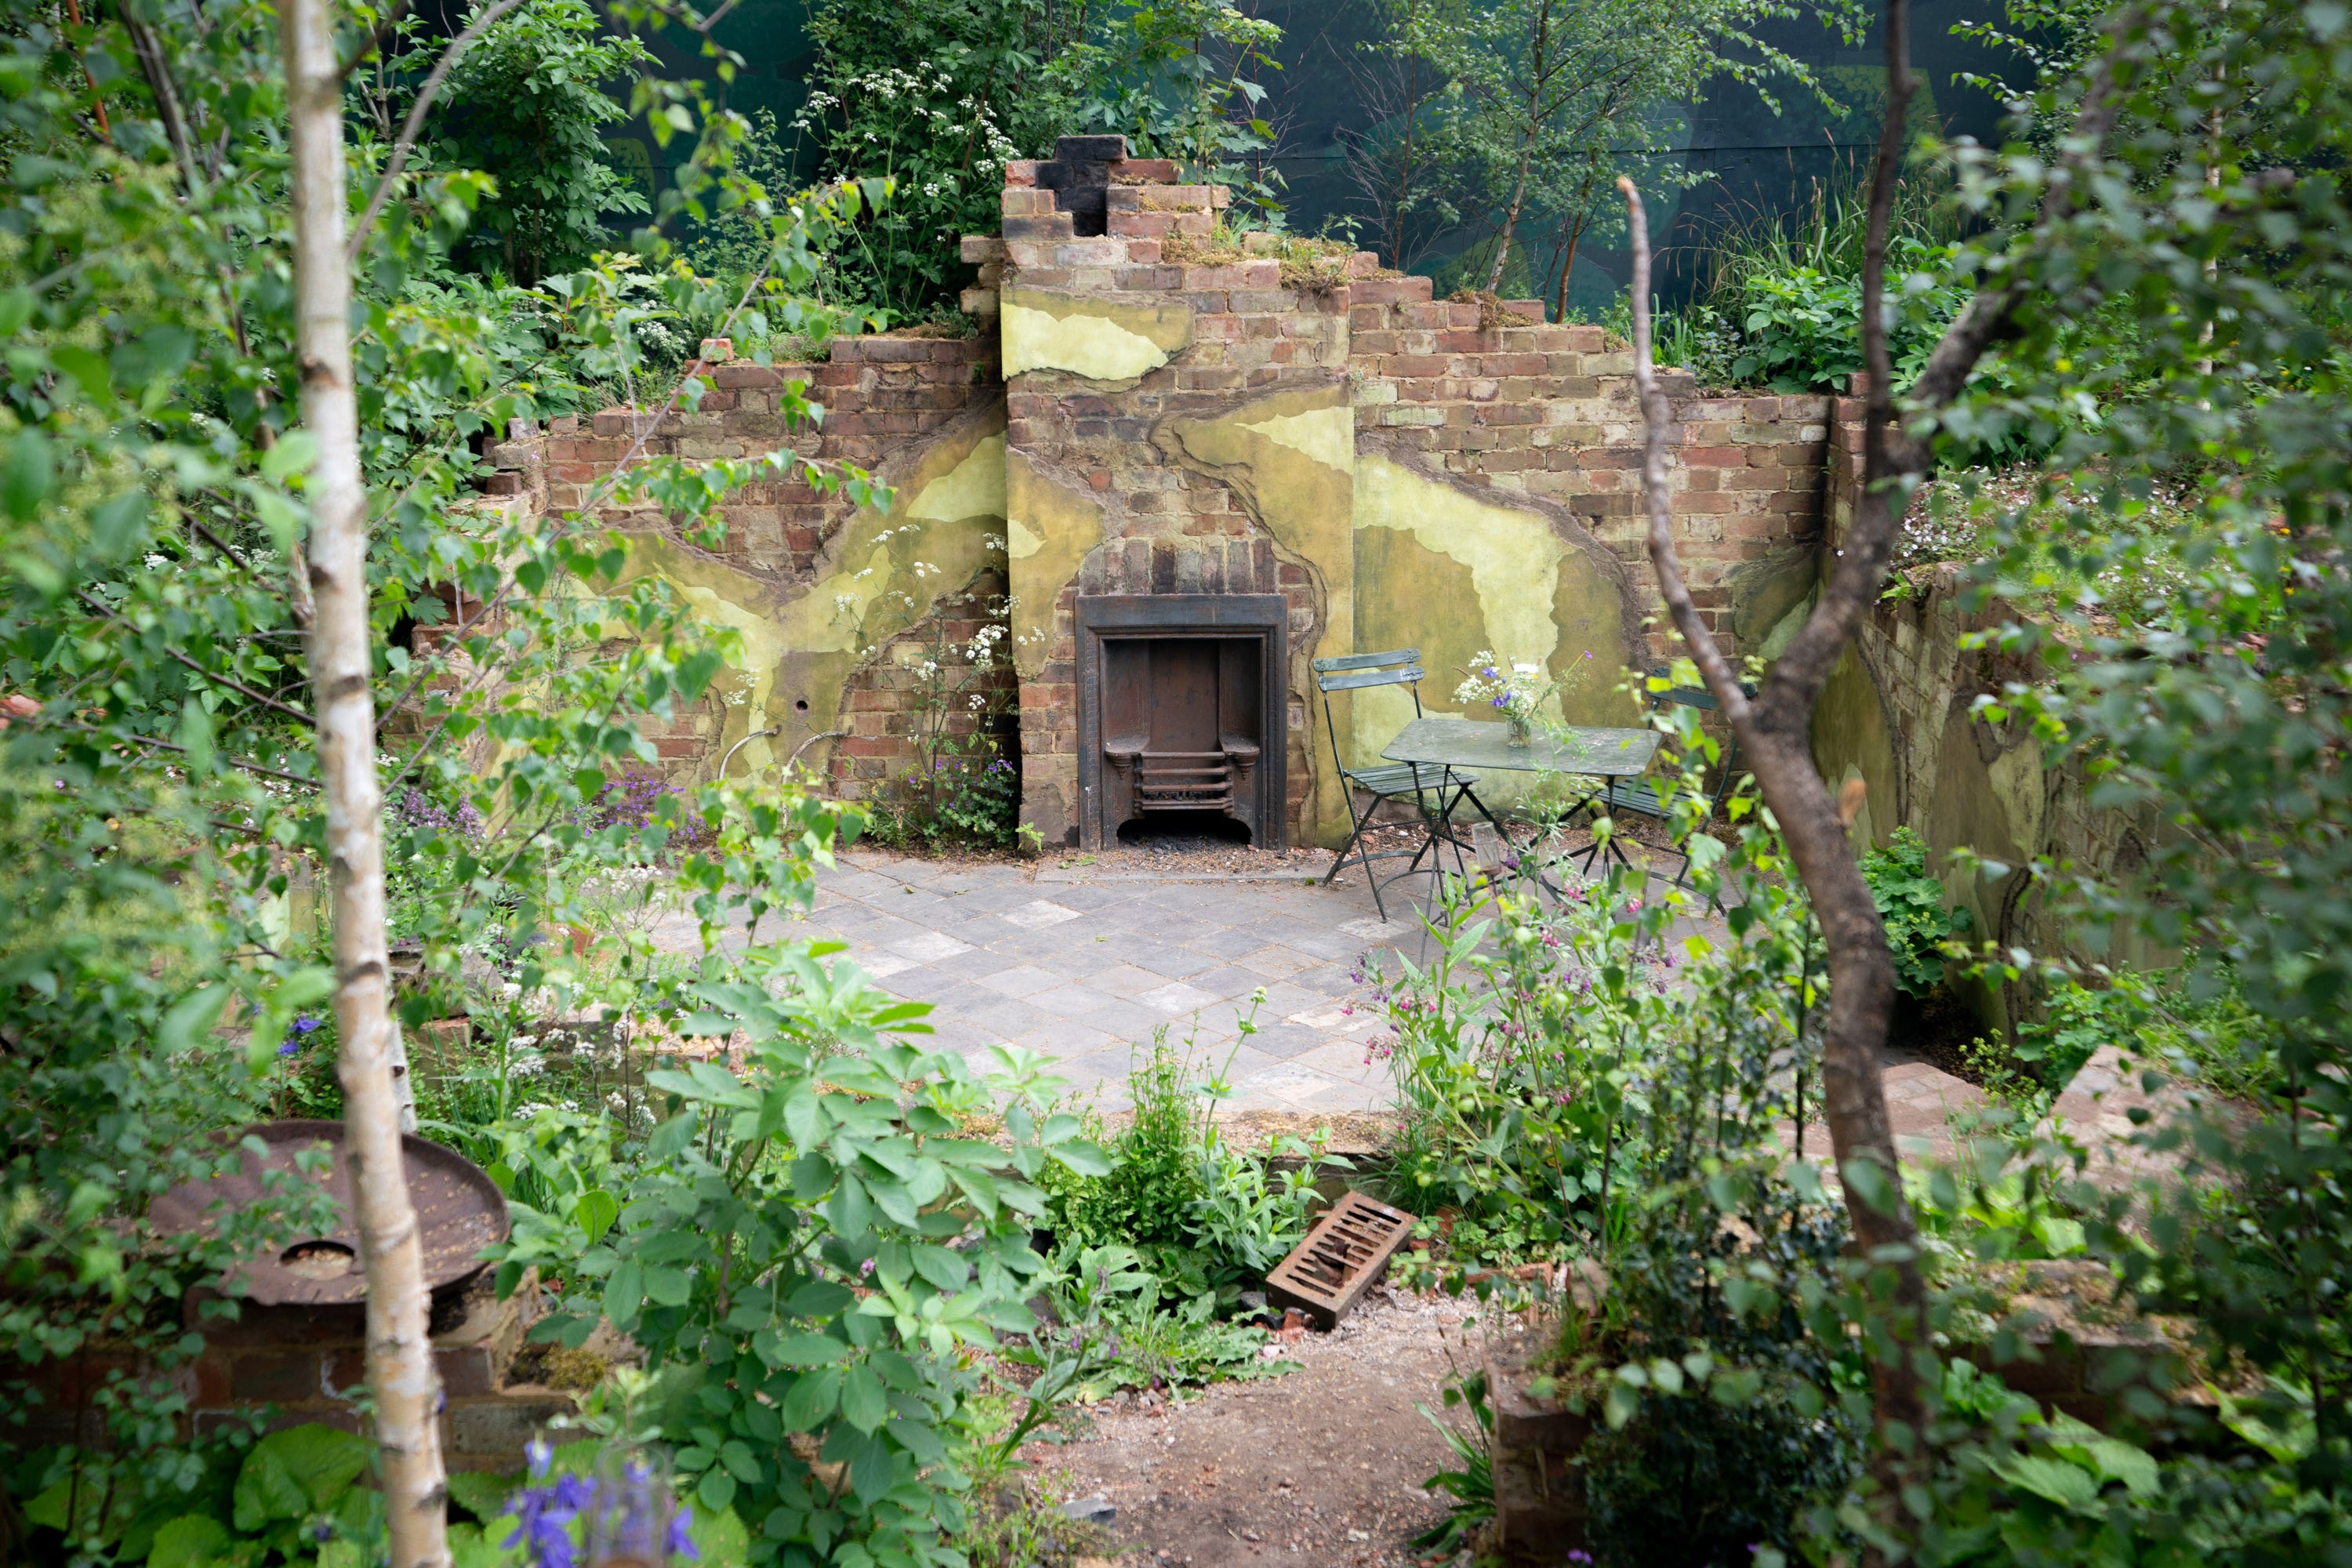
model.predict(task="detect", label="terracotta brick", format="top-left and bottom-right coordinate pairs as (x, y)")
top-left (1348, 277), bottom-right (1434, 305)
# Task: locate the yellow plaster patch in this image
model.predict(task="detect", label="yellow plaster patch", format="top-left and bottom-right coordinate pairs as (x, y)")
top-left (1005, 450), bottom-right (1105, 677)
top-left (617, 411), bottom-right (1009, 780)
top-left (1236, 406), bottom-right (1356, 474)
top-left (1002, 290), bottom-right (1190, 379)
top-left (1355, 454), bottom-right (1566, 659)
top-left (909, 434), bottom-right (1007, 523)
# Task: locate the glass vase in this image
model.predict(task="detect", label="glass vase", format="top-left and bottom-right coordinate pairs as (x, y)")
top-left (1504, 707), bottom-right (1535, 747)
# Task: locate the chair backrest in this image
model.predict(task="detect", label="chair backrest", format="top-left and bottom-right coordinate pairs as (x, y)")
top-left (1311, 649), bottom-right (1425, 773)
top-left (1642, 666), bottom-right (1754, 806)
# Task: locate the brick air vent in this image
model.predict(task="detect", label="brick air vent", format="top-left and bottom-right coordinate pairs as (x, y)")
top-left (1265, 1191), bottom-right (1416, 1328)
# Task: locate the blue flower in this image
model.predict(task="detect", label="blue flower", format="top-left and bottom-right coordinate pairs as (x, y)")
top-left (278, 1038), bottom-right (300, 1058)
top-left (292, 1014), bottom-right (321, 1034)
top-left (501, 1472), bottom-right (593, 1568)
top-left (1490, 695), bottom-right (1508, 710)
top-left (667, 1504), bottom-right (699, 1561)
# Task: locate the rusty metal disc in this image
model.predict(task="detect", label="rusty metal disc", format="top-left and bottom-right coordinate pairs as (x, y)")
top-left (149, 1120), bottom-right (510, 1307)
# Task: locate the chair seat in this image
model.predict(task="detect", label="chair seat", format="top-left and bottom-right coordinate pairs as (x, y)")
top-left (1594, 776), bottom-right (1733, 823)
top-left (1342, 762), bottom-right (1476, 798)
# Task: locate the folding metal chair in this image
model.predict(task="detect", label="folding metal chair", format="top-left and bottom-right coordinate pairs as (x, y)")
top-left (1314, 649), bottom-right (1488, 920)
top-left (1572, 668), bottom-right (1751, 890)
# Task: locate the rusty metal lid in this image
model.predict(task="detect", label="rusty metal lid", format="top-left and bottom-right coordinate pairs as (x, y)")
top-left (150, 1120), bottom-right (509, 1307)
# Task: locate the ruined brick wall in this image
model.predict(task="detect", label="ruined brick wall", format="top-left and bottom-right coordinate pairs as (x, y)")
top-left (1345, 275), bottom-right (1829, 671)
top-left (485, 140), bottom-right (1850, 827)
top-left (539, 332), bottom-right (1000, 575)
top-left (990, 158), bottom-right (1363, 844)
top-left (498, 331), bottom-right (1012, 789)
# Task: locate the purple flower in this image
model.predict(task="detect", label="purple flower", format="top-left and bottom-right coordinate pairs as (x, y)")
top-left (292, 1015), bottom-right (321, 1034)
top-left (1491, 695), bottom-right (1508, 710)
top-left (859, 1258), bottom-right (877, 1278)
top-left (667, 1505), bottom-right (699, 1561)
top-left (502, 1471), bottom-right (594, 1568)
top-left (278, 1039), bottom-right (300, 1058)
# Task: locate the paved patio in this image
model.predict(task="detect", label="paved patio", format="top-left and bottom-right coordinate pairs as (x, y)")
top-left (648, 844), bottom-right (2045, 1146)
top-left (776, 853), bottom-right (1417, 1113)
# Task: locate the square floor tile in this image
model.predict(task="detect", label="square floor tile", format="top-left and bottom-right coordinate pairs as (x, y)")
top-left (887, 931), bottom-right (974, 964)
top-left (1244, 1022), bottom-right (1330, 1061)
top-left (977, 964), bottom-right (1061, 1000)
top-left (1236, 1061), bottom-right (1347, 1108)
top-left (1079, 964), bottom-right (1171, 999)
top-left (964, 996), bottom-right (1057, 1040)
top-left (850, 949), bottom-right (919, 980)
top-left (1123, 944), bottom-right (1218, 980)
top-left (1179, 925), bottom-right (1279, 961)
top-left (1002, 898), bottom-right (1083, 930)
top-left (1025, 983), bottom-right (1125, 1020)
top-left (1232, 946), bottom-right (1323, 982)
top-left (1283, 999), bottom-right (1358, 1030)
top-left (1184, 964), bottom-right (1275, 1002)
top-left (1014, 1020), bottom-right (1120, 1059)
top-left (1137, 981), bottom-right (1221, 1016)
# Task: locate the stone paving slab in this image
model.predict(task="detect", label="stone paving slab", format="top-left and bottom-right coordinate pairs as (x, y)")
top-left (644, 851), bottom-right (1426, 1114)
top-left (648, 849), bottom-right (2018, 1145)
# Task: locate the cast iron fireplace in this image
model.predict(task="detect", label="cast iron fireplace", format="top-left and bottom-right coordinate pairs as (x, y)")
top-left (1075, 595), bottom-right (1287, 851)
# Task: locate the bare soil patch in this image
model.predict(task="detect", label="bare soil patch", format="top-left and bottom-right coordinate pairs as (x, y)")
top-left (1017, 1291), bottom-right (1477, 1566)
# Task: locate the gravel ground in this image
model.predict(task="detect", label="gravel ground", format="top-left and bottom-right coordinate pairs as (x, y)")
top-left (1014, 1290), bottom-right (1483, 1566)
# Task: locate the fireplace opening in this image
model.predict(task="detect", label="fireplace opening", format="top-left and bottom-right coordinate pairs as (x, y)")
top-left (1116, 810), bottom-right (1254, 846)
top-left (1076, 596), bottom-right (1287, 852)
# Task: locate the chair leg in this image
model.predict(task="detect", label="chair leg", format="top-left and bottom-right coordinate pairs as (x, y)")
top-left (1323, 787), bottom-right (1391, 922)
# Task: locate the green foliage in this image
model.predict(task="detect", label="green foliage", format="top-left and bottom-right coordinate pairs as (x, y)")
top-left (857, 586), bottom-right (1020, 853)
top-left (1028, 1241), bottom-right (1290, 1396)
top-left (1725, 236), bottom-right (1969, 394)
top-left (1944, 0), bottom-right (2352, 1498)
top-left (1043, 1014), bottom-right (1335, 1303)
top-left (1386, 680), bottom-right (1862, 1560)
top-left (1080, 0), bottom-right (1286, 216)
top-left (1410, 1370), bottom-right (1494, 1555)
top-left (421, 0), bottom-right (655, 283)
top-left (1859, 827), bottom-right (1970, 997)
top-left (1371, 679), bottom-right (1828, 1271)
top-left (489, 935), bottom-right (1113, 1567)
top-left (0, 0), bottom-right (908, 1555)
top-left (24, 1425), bottom-right (383, 1566)
top-left (791, 0), bottom-right (1294, 313)
top-left (1388, 0), bottom-right (1849, 306)
top-left (1049, 1033), bottom-right (1206, 1270)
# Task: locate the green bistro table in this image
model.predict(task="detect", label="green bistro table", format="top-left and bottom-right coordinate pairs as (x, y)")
top-left (1380, 717), bottom-right (1662, 882)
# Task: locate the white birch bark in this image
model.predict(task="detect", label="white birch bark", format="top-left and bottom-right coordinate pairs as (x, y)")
top-left (281, 0), bottom-right (452, 1560)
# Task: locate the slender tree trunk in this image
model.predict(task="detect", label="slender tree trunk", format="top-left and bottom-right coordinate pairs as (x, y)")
top-left (1552, 196), bottom-right (1591, 321)
top-left (1485, 132), bottom-right (1534, 293)
top-left (1619, 165), bottom-right (1928, 1541)
top-left (282, 1), bottom-right (452, 1563)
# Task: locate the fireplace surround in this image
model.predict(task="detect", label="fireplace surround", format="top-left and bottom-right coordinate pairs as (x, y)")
top-left (1074, 594), bottom-right (1287, 851)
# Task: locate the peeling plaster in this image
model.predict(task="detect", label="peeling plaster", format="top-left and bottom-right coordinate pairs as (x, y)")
top-left (619, 409), bottom-right (1008, 782)
top-left (1165, 383), bottom-right (1355, 840)
top-left (1001, 289), bottom-right (1192, 380)
top-left (1236, 406), bottom-right (1356, 473)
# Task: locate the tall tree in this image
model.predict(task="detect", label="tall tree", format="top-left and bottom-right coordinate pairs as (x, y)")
top-left (1403, 0), bottom-right (1834, 299)
top-left (281, 0), bottom-right (451, 1560)
top-left (1617, 0), bottom-right (2141, 1508)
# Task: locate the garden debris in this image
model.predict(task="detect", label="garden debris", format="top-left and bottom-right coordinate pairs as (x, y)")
top-left (1266, 1192), bottom-right (1417, 1329)
top-left (1062, 1496), bottom-right (1117, 1525)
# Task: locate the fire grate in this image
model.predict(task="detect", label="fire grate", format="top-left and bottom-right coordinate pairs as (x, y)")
top-left (1265, 1190), bottom-right (1417, 1329)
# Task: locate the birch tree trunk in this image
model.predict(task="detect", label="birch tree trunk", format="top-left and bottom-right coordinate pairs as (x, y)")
top-left (281, 0), bottom-right (452, 1561)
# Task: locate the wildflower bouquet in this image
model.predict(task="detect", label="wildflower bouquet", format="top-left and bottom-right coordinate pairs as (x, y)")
top-left (1455, 651), bottom-right (1585, 744)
